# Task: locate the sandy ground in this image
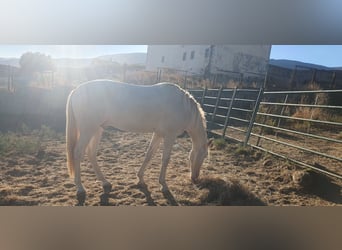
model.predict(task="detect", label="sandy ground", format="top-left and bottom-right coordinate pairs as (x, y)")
top-left (0, 129), bottom-right (341, 206)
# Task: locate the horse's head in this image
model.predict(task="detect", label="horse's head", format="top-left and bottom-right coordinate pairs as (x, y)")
top-left (189, 140), bottom-right (211, 183)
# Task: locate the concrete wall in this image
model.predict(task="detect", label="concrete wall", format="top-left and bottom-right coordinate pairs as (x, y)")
top-left (146, 45), bottom-right (210, 74)
top-left (210, 45), bottom-right (271, 75)
top-left (146, 45), bottom-right (271, 76)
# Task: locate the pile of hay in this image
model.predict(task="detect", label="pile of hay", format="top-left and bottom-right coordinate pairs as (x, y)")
top-left (197, 176), bottom-right (266, 206)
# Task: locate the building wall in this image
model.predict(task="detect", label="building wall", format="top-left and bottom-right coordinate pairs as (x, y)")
top-left (146, 45), bottom-right (271, 76)
top-left (210, 45), bottom-right (271, 75)
top-left (146, 45), bottom-right (210, 74)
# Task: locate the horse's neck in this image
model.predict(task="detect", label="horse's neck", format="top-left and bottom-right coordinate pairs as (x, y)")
top-left (188, 118), bottom-right (207, 149)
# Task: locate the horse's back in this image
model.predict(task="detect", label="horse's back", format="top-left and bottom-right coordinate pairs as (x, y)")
top-left (70, 80), bottom-right (196, 134)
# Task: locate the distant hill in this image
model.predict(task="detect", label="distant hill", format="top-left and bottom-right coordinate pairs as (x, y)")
top-left (53, 58), bottom-right (93, 68)
top-left (0, 58), bottom-right (20, 67)
top-left (0, 52), bottom-right (147, 68)
top-left (0, 54), bottom-right (339, 71)
top-left (269, 59), bottom-right (331, 70)
top-left (96, 53), bottom-right (147, 65)
top-left (54, 53), bottom-right (146, 68)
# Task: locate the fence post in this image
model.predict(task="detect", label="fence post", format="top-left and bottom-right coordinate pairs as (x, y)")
top-left (211, 86), bottom-right (223, 123)
top-left (222, 87), bottom-right (237, 137)
top-left (157, 68), bottom-right (162, 83)
top-left (275, 94), bottom-right (289, 138)
top-left (244, 87), bottom-right (264, 146)
top-left (305, 93), bottom-right (320, 144)
top-left (183, 71), bottom-right (188, 89)
top-left (331, 71), bottom-right (336, 88)
top-left (200, 86), bottom-right (207, 106)
top-left (256, 105), bottom-right (272, 147)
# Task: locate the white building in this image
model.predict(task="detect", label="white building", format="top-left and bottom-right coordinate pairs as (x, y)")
top-left (146, 45), bottom-right (272, 77)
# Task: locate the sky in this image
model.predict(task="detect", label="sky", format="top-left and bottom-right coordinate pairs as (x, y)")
top-left (270, 45), bottom-right (342, 68)
top-left (0, 45), bottom-right (341, 67)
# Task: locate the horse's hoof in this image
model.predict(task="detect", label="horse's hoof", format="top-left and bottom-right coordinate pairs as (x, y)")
top-left (103, 183), bottom-right (112, 194)
top-left (77, 191), bottom-right (86, 205)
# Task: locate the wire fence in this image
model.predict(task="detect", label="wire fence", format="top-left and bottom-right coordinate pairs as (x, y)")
top-left (189, 88), bottom-right (342, 180)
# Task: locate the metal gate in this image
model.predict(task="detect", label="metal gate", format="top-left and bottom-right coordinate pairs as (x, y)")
top-left (189, 87), bottom-right (342, 179)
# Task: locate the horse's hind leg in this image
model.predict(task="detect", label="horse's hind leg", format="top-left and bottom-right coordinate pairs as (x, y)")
top-left (137, 133), bottom-right (162, 186)
top-left (74, 132), bottom-right (93, 204)
top-left (86, 127), bottom-right (112, 193)
top-left (159, 135), bottom-right (176, 192)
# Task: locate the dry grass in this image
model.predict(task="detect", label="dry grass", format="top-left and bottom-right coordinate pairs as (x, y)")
top-left (293, 82), bottom-right (329, 121)
top-left (0, 129), bottom-right (340, 206)
top-left (197, 176), bottom-right (266, 205)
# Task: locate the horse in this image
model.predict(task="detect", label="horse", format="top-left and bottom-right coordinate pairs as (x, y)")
top-left (66, 79), bottom-right (208, 203)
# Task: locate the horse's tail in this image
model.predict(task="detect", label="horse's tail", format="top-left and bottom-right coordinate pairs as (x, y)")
top-left (66, 91), bottom-right (78, 178)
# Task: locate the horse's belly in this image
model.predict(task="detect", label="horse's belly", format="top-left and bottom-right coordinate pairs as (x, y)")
top-left (105, 112), bottom-right (186, 135)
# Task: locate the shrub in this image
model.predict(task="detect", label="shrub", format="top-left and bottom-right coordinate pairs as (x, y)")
top-left (0, 132), bottom-right (41, 156)
top-left (211, 138), bottom-right (227, 150)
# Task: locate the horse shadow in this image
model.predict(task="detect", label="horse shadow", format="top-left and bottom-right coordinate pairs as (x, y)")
top-left (100, 184), bottom-right (179, 206)
top-left (134, 183), bottom-right (178, 206)
top-left (134, 183), bottom-right (157, 206)
top-left (295, 171), bottom-right (342, 204)
top-left (94, 177), bottom-right (266, 206)
top-left (162, 189), bottom-right (179, 206)
top-left (97, 184), bottom-right (158, 206)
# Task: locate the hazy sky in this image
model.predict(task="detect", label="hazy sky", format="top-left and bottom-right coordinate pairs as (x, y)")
top-left (0, 45), bottom-right (341, 67)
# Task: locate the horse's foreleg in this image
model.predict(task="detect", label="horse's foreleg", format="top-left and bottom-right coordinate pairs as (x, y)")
top-left (86, 128), bottom-right (112, 193)
top-left (159, 136), bottom-right (176, 192)
top-left (137, 133), bottom-right (162, 186)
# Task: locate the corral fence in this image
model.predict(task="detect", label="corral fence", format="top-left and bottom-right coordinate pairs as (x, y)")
top-left (189, 88), bottom-right (342, 180)
top-left (154, 67), bottom-right (266, 89)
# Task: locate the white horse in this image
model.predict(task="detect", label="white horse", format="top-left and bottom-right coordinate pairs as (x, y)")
top-left (66, 80), bottom-right (208, 203)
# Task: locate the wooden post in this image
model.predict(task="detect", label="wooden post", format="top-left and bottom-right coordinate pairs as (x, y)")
top-left (331, 71), bottom-right (336, 89)
top-left (183, 71), bottom-right (188, 89)
top-left (311, 69), bottom-right (317, 83)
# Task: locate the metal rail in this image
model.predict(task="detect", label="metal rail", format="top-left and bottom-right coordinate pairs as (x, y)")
top-left (189, 87), bottom-right (342, 180)
top-left (260, 102), bottom-right (342, 109)
top-left (257, 112), bottom-right (342, 126)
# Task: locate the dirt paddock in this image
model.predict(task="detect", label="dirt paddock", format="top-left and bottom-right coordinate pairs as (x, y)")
top-left (0, 129), bottom-right (341, 206)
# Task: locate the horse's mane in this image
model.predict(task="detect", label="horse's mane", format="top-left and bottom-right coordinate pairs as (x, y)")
top-left (167, 83), bottom-right (206, 130)
top-left (185, 89), bottom-right (207, 130)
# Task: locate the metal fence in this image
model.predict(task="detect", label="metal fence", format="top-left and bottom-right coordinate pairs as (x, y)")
top-left (189, 88), bottom-right (342, 180)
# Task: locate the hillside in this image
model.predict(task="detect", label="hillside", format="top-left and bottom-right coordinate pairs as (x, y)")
top-left (96, 52), bottom-right (147, 65)
top-left (55, 53), bottom-right (147, 67)
top-left (0, 54), bottom-right (339, 71)
top-left (0, 52), bottom-right (147, 68)
top-left (269, 59), bottom-right (330, 70)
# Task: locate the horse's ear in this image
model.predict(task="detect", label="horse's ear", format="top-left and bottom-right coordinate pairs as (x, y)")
top-left (207, 138), bottom-right (214, 147)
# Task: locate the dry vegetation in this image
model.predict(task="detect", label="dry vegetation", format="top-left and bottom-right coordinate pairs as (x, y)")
top-left (0, 127), bottom-right (340, 206)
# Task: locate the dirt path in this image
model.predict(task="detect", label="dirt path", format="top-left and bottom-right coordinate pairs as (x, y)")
top-left (0, 129), bottom-right (341, 206)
